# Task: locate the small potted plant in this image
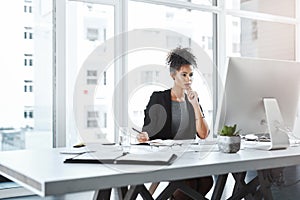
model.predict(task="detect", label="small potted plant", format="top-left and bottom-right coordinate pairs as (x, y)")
top-left (218, 124), bottom-right (241, 153)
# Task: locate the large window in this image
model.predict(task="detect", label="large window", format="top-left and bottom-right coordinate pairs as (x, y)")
top-left (66, 1), bottom-right (115, 145)
top-left (0, 1), bottom-right (53, 151)
top-left (62, 0), bottom-right (299, 145)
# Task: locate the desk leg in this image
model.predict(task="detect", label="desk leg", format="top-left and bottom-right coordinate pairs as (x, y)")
top-left (232, 172), bottom-right (249, 198)
top-left (93, 187), bottom-right (128, 200)
top-left (155, 181), bottom-right (178, 200)
top-left (226, 172), bottom-right (261, 200)
top-left (211, 174), bottom-right (228, 200)
top-left (257, 170), bottom-right (273, 200)
top-left (219, 170), bottom-right (274, 200)
top-left (117, 187), bottom-right (129, 199)
top-left (232, 172), bottom-right (246, 193)
top-left (156, 181), bottom-right (207, 200)
top-left (124, 185), bottom-right (154, 200)
top-left (231, 172), bottom-right (259, 200)
top-left (93, 188), bottom-right (112, 200)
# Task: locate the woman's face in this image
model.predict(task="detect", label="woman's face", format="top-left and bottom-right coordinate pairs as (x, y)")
top-left (172, 64), bottom-right (194, 90)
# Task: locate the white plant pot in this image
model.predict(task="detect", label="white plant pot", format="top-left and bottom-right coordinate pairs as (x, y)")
top-left (217, 135), bottom-right (241, 153)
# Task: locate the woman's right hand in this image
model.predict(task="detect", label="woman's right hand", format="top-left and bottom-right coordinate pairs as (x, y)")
top-left (136, 132), bottom-right (149, 143)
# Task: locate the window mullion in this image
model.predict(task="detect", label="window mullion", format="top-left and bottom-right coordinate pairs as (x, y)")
top-left (114, 0), bottom-right (128, 142)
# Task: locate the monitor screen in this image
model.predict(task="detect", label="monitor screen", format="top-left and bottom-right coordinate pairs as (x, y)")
top-left (215, 57), bottom-right (300, 136)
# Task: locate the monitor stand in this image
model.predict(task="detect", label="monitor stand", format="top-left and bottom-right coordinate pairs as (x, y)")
top-left (263, 98), bottom-right (289, 150)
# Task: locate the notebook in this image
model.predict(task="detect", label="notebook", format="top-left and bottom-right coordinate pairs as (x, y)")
top-left (64, 150), bottom-right (177, 165)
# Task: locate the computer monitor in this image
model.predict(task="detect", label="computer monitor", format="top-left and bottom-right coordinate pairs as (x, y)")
top-left (215, 57), bottom-right (300, 140)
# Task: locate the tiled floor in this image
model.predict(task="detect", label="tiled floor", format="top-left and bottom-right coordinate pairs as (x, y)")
top-left (4, 166), bottom-right (300, 200)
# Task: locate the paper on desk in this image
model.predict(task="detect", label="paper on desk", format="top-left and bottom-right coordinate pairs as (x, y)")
top-left (60, 143), bottom-right (121, 155)
top-left (76, 151), bottom-right (124, 160)
top-left (149, 139), bottom-right (196, 146)
top-left (117, 152), bottom-right (177, 164)
top-left (60, 148), bottom-right (93, 155)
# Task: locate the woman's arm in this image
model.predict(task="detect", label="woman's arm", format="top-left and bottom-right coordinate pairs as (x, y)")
top-left (142, 91), bottom-right (169, 140)
top-left (187, 89), bottom-right (209, 139)
top-left (192, 103), bottom-right (209, 139)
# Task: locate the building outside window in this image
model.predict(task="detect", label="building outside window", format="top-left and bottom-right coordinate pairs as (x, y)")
top-left (0, 1), bottom-right (53, 152)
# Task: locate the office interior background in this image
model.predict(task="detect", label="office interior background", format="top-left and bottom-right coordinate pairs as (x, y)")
top-left (0, 0), bottom-right (299, 198)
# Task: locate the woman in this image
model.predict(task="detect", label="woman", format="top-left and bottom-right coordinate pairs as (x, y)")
top-left (137, 47), bottom-right (213, 199)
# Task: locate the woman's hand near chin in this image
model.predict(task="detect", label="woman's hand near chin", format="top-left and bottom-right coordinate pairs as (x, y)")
top-left (186, 87), bottom-right (198, 105)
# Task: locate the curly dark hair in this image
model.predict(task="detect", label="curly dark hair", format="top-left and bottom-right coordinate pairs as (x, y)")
top-left (166, 47), bottom-right (197, 73)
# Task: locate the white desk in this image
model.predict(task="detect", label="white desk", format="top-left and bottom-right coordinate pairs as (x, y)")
top-left (0, 144), bottom-right (300, 199)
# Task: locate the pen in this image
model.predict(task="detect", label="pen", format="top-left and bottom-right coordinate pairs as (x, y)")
top-left (132, 127), bottom-right (142, 134)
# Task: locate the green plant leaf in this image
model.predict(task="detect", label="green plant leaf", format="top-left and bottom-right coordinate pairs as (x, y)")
top-left (219, 124), bottom-right (240, 136)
